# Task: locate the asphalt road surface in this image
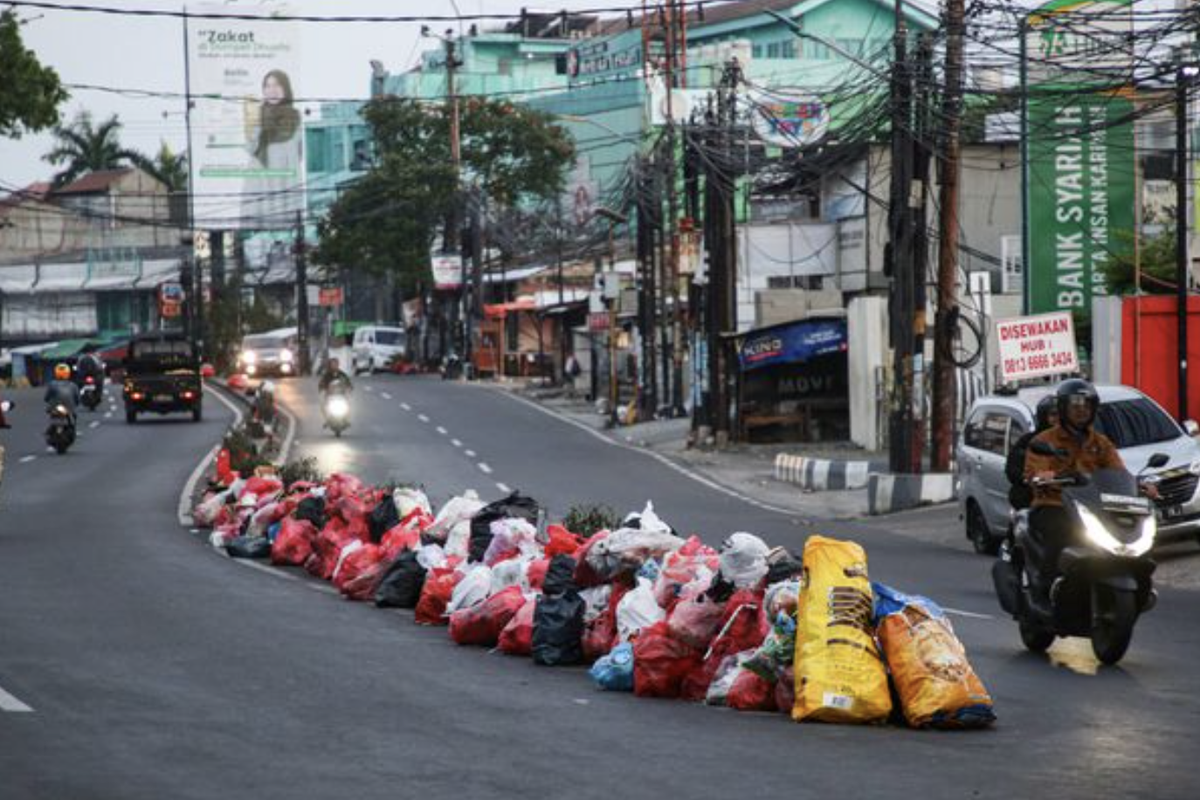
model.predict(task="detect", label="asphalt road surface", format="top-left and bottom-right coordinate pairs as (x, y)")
top-left (1, 375), bottom-right (1198, 800)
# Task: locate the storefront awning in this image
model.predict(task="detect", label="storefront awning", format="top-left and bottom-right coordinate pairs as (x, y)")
top-left (737, 317), bottom-right (848, 372)
top-left (0, 264), bottom-right (37, 293)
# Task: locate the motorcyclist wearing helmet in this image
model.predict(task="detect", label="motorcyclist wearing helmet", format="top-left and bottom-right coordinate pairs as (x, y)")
top-left (317, 356), bottom-right (352, 396)
top-left (44, 363), bottom-right (81, 421)
top-left (1005, 395), bottom-right (1059, 510)
top-left (1022, 379), bottom-right (1126, 606)
top-left (75, 351), bottom-right (105, 393)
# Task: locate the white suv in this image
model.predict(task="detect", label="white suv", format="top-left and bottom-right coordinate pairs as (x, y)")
top-left (351, 326), bottom-right (407, 374)
top-left (957, 384), bottom-right (1200, 554)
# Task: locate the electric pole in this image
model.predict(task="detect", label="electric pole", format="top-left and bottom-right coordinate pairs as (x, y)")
top-left (1177, 64), bottom-right (1191, 420)
top-left (932, 0), bottom-right (965, 471)
top-left (295, 210), bottom-right (310, 376)
top-left (664, 0), bottom-right (686, 417)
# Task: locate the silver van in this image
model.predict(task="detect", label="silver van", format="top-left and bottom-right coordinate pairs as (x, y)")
top-left (957, 384), bottom-right (1200, 554)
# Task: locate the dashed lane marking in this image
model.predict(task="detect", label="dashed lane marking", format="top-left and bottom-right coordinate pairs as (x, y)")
top-left (104, 412), bottom-right (113, 419)
top-left (451, 439), bottom-right (463, 448)
top-left (19, 455), bottom-right (36, 464)
top-left (465, 449), bottom-right (476, 458)
top-left (436, 426), bottom-right (448, 435)
top-left (89, 421), bottom-right (100, 429)
top-left (0, 683), bottom-right (33, 713)
top-left (418, 414), bottom-right (430, 423)
top-left (401, 402), bottom-right (411, 411)
top-left (381, 392), bottom-right (393, 400)
top-left (478, 462), bottom-right (492, 475)
top-left (496, 482), bottom-right (512, 494)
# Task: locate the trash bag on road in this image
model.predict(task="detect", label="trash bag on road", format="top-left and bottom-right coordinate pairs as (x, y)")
top-left (667, 589), bottom-right (727, 651)
top-left (449, 585), bottom-right (527, 647)
top-left (572, 531), bottom-right (610, 588)
top-left (541, 554), bottom-right (578, 596)
top-left (544, 524), bottom-right (582, 557)
top-left (616, 578), bottom-right (665, 642)
top-left (341, 551), bottom-right (389, 602)
top-left (633, 621), bottom-right (702, 699)
top-left (498, 594), bottom-right (538, 655)
top-left (270, 518), bottom-right (318, 566)
top-left (532, 590), bottom-right (585, 666)
top-left (589, 642), bottom-right (634, 691)
top-left (331, 539), bottom-right (365, 584)
top-left (415, 566), bottom-right (464, 625)
top-left (470, 491), bottom-right (540, 563)
top-left (483, 517), bottom-right (539, 566)
top-left (718, 532), bottom-right (771, 589)
top-left (334, 543), bottom-right (384, 595)
top-left (393, 486), bottom-right (432, 518)
top-left (242, 476), bottom-right (283, 499)
top-left (368, 494), bottom-right (401, 543)
top-left (727, 666), bottom-right (778, 712)
top-left (744, 610), bottom-right (796, 682)
top-left (446, 564), bottom-right (493, 615)
top-left (374, 551), bottom-right (427, 608)
top-left (226, 535), bottom-right (271, 559)
top-left (526, 557), bottom-right (550, 591)
top-left (793, 536), bottom-right (891, 725)
top-left (681, 590), bottom-right (767, 701)
top-left (654, 551), bottom-right (717, 610)
top-left (873, 583), bottom-right (995, 729)
top-left (294, 495), bottom-right (327, 529)
top-left (426, 491), bottom-right (484, 545)
top-left (587, 505), bottom-right (684, 580)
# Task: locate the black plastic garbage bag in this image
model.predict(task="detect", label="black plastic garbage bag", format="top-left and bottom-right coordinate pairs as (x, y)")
top-left (765, 549), bottom-right (804, 585)
top-left (541, 554), bottom-right (578, 596)
top-left (226, 535), bottom-right (271, 559)
top-left (532, 590), bottom-right (585, 666)
top-left (374, 551), bottom-right (427, 608)
top-left (468, 491), bottom-right (539, 563)
top-left (294, 496), bottom-right (327, 529)
top-left (368, 494), bottom-right (400, 544)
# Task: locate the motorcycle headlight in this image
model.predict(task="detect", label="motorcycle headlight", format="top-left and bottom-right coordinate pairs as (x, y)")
top-left (280, 349), bottom-right (294, 363)
top-left (1078, 503), bottom-right (1155, 557)
top-left (326, 396), bottom-right (349, 418)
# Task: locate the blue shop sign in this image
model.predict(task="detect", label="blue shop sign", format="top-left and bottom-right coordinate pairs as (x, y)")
top-left (739, 319), bottom-right (847, 372)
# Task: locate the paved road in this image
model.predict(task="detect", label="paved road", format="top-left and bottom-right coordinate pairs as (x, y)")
top-left (1, 375), bottom-right (1197, 799)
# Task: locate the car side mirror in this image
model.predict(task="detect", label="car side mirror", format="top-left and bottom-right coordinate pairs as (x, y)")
top-left (1184, 419), bottom-right (1199, 437)
top-left (1146, 453), bottom-right (1170, 470)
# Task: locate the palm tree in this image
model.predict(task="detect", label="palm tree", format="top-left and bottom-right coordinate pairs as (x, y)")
top-left (43, 112), bottom-right (155, 188)
top-left (148, 142), bottom-right (188, 192)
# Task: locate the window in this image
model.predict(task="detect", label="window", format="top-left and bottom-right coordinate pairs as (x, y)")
top-left (964, 409), bottom-right (1011, 455)
top-left (752, 43), bottom-right (764, 58)
top-left (306, 129), bottom-right (329, 174)
top-left (375, 330), bottom-right (405, 345)
top-left (1007, 416), bottom-right (1028, 451)
top-left (781, 40), bottom-right (795, 58)
top-left (1095, 399), bottom-right (1182, 448)
top-left (767, 42), bottom-right (781, 58)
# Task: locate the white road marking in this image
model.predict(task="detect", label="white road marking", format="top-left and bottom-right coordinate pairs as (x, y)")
top-left (465, 449), bottom-right (476, 458)
top-left (89, 421), bottom-right (100, 429)
top-left (176, 385), bottom-right (245, 527)
top-left (436, 426), bottom-right (448, 435)
top-left (451, 439), bottom-right (463, 448)
top-left (104, 412), bottom-right (113, 419)
top-left (381, 392), bottom-right (393, 400)
top-left (418, 414), bottom-right (430, 423)
top-left (306, 583), bottom-right (339, 596)
top-left (232, 558), bottom-right (298, 581)
top-left (0, 683), bottom-right (33, 713)
top-left (478, 462), bottom-right (492, 475)
top-left (19, 455), bottom-right (36, 464)
top-left (942, 607), bottom-right (995, 621)
top-left (401, 402), bottom-right (411, 411)
top-left (365, 385), bottom-right (375, 392)
top-left (496, 482), bottom-right (512, 494)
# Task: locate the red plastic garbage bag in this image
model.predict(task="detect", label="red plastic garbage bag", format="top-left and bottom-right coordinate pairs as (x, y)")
top-left (667, 590), bottom-right (727, 651)
top-left (655, 553), bottom-right (718, 611)
top-left (449, 586), bottom-right (527, 647)
top-left (680, 590), bottom-right (767, 701)
top-left (633, 622), bottom-right (703, 699)
top-left (415, 567), bottom-right (463, 625)
top-left (242, 476), bottom-right (283, 500)
top-left (677, 535), bottom-right (718, 558)
top-left (270, 518), bottom-right (318, 566)
top-left (572, 531), bottom-right (610, 588)
top-left (341, 554), bottom-right (389, 602)
top-left (775, 665), bottom-right (796, 714)
top-left (334, 543), bottom-right (385, 594)
top-left (545, 524), bottom-right (582, 558)
top-left (306, 521), bottom-right (355, 580)
top-left (727, 669), bottom-right (778, 712)
top-left (498, 597), bottom-right (537, 655)
top-left (325, 473), bottom-right (368, 502)
top-left (526, 558), bottom-right (550, 591)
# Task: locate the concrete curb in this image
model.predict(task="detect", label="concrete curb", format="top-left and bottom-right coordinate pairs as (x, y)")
top-left (868, 473), bottom-right (956, 515)
top-left (773, 453), bottom-right (875, 490)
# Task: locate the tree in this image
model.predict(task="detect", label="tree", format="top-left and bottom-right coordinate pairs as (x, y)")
top-left (314, 96), bottom-right (575, 291)
top-left (147, 142), bottom-right (188, 192)
top-left (43, 112), bottom-right (155, 188)
top-left (1100, 225), bottom-right (1178, 296)
top-left (0, 10), bottom-right (68, 139)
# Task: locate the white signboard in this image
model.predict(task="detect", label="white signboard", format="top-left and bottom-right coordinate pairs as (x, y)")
top-left (747, 89), bottom-right (830, 148)
top-left (431, 254), bottom-right (463, 290)
top-left (187, 4), bottom-right (305, 229)
top-left (997, 311), bottom-right (1079, 382)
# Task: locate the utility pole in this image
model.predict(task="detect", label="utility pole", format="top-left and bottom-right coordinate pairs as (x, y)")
top-left (911, 35), bottom-right (934, 470)
top-left (887, 0), bottom-right (918, 474)
top-left (1177, 64), bottom-right (1191, 420)
top-left (664, 0), bottom-right (686, 417)
top-left (636, 160), bottom-right (658, 416)
top-left (932, 0), bottom-right (965, 471)
top-left (295, 210), bottom-right (310, 376)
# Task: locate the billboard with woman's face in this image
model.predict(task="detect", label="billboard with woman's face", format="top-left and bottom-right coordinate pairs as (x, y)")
top-left (187, 4), bottom-right (305, 230)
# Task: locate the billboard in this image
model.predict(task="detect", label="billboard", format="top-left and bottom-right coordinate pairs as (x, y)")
top-left (996, 312), bottom-right (1079, 382)
top-left (187, 4), bottom-right (305, 230)
top-left (1023, 0), bottom-right (1135, 315)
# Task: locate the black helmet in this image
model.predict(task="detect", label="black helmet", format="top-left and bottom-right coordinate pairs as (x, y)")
top-left (1034, 395), bottom-right (1057, 431)
top-left (1056, 379), bottom-right (1099, 431)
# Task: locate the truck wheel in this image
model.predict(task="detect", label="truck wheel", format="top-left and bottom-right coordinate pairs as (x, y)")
top-left (126, 409), bottom-right (137, 424)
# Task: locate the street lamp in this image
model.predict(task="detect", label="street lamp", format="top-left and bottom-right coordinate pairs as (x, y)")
top-left (595, 206), bottom-right (628, 428)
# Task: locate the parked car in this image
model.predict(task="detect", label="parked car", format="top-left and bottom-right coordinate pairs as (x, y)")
top-left (957, 384), bottom-right (1200, 554)
top-left (351, 325), bottom-right (407, 374)
top-left (237, 328), bottom-right (299, 378)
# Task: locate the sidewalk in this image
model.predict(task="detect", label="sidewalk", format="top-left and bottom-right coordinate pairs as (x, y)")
top-left (491, 379), bottom-right (876, 520)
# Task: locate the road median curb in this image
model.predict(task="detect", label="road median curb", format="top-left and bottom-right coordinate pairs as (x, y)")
top-left (868, 473), bottom-right (956, 515)
top-left (773, 453), bottom-right (876, 491)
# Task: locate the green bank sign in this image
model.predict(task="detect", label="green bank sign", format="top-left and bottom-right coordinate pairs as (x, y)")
top-left (1023, 0), bottom-right (1134, 315)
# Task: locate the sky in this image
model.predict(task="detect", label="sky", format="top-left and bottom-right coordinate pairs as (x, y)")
top-left (0, 0), bottom-right (650, 192)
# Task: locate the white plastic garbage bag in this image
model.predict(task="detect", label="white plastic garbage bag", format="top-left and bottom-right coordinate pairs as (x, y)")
top-left (491, 555), bottom-right (535, 594)
top-left (192, 489), bottom-right (231, 527)
top-left (484, 518), bottom-right (540, 565)
top-left (393, 486), bottom-right (433, 518)
top-left (444, 519), bottom-right (472, 559)
top-left (587, 504), bottom-right (684, 579)
top-left (719, 532), bottom-right (771, 588)
top-left (446, 564), bottom-right (493, 615)
top-left (416, 543), bottom-right (448, 571)
top-left (426, 490), bottom-right (484, 543)
top-left (331, 539), bottom-right (364, 582)
top-left (580, 585), bottom-right (613, 624)
top-left (616, 578), bottom-right (665, 641)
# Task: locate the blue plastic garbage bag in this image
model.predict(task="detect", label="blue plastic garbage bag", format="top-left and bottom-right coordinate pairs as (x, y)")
top-left (589, 642), bottom-right (634, 691)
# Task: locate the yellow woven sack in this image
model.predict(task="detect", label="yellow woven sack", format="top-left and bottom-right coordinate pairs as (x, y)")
top-left (792, 536), bottom-right (891, 724)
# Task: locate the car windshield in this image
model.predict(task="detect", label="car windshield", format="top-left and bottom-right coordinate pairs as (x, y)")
top-left (375, 330), bottom-right (404, 345)
top-left (244, 335), bottom-right (285, 350)
top-left (1095, 398), bottom-right (1181, 448)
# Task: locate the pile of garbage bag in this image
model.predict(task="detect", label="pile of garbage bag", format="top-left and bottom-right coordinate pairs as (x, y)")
top-left (193, 472), bottom-right (994, 730)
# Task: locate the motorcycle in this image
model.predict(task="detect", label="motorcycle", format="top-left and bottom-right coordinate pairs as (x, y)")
top-left (322, 387), bottom-right (351, 438)
top-left (441, 352), bottom-right (462, 381)
top-left (80, 375), bottom-right (102, 412)
top-left (992, 441), bottom-right (1168, 665)
top-left (45, 403), bottom-right (76, 455)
